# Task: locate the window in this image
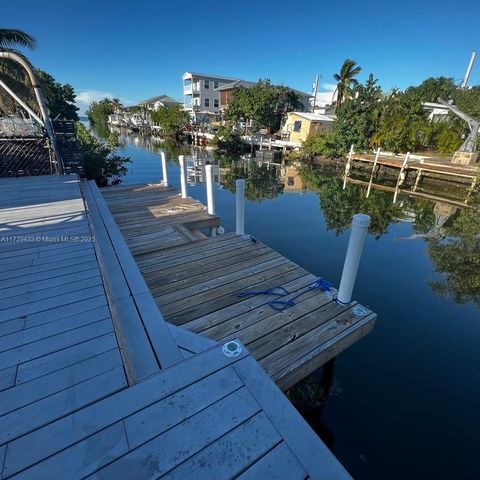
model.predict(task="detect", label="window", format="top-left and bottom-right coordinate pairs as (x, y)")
top-left (214, 99), bottom-right (219, 108)
top-left (214, 81), bottom-right (219, 89)
top-left (184, 78), bottom-right (191, 88)
top-left (205, 98), bottom-right (210, 107)
top-left (287, 177), bottom-right (295, 186)
top-left (204, 79), bottom-right (210, 89)
top-left (293, 120), bottom-right (302, 132)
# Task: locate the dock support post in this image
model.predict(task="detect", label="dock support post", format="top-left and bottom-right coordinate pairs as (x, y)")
top-left (366, 148), bottom-right (381, 198)
top-left (179, 155), bottom-right (188, 199)
top-left (160, 151), bottom-right (169, 186)
top-left (413, 169), bottom-right (422, 192)
top-left (337, 214), bottom-right (371, 304)
top-left (236, 178), bottom-right (245, 235)
top-left (393, 152), bottom-right (410, 203)
top-left (205, 164), bottom-right (216, 236)
top-left (343, 144), bottom-right (354, 190)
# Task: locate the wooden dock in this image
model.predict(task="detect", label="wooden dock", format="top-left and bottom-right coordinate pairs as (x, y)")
top-left (351, 152), bottom-right (478, 180)
top-left (102, 183), bottom-right (376, 391)
top-left (0, 174), bottom-right (356, 479)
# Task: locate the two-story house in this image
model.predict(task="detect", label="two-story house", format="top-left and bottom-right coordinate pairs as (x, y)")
top-left (182, 72), bottom-right (240, 121)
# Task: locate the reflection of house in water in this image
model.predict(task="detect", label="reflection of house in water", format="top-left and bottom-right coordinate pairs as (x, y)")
top-left (281, 165), bottom-right (308, 192)
top-left (185, 150), bottom-right (219, 184)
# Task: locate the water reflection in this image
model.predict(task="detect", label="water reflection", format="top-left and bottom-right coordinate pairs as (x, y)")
top-left (298, 163), bottom-right (480, 308)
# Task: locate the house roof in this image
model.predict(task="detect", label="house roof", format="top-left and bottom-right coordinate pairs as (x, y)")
top-left (288, 112), bottom-right (335, 122)
top-left (215, 80), bottom-right (257, 91)
top-left (138, 95), bottom-right (178, 105)
top-left (182, 72), bottom-right (240, 82)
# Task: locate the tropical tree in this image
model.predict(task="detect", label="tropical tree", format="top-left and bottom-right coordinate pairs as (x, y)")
top-left (86, 98), bottom-right (115, 124)
top-left (226, 80), bottom-right (302, 133)
top-left (333, 59), bottom-right (362, 108)
top-left (0, 28), bottom-right (37, 113)
top-left (151, 104), bottom-right (190, 137)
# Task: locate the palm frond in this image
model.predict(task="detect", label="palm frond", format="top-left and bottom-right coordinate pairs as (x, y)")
top-left (0, 29), bottom-right (36, 50)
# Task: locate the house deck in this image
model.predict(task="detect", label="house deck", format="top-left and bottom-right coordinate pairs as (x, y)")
top-left (0, 175), bottom-right (353, 479)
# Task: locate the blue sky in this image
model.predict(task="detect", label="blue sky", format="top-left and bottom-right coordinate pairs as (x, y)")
top-left (3, 0), bottom-right (480, 113)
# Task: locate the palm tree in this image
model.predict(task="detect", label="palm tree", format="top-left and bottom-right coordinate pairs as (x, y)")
top-left (0, 28), bottom-right (36, 50)
top-left (0, 28), bottom-right (37, 114)
top-left (333, 59), bottom-right (362, 108)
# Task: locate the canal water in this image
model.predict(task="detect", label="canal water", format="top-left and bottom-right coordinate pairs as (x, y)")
top-left (92, 125), bottom-right (480, 480)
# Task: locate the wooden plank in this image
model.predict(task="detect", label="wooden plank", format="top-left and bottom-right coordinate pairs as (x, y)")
top-left (0, 305), bottom-right (110, 352)
top-left (0, 275), bottom-right (102, 312)
top-left (0, 349), bottom-right (122, 416)
top-left (85, 180), bottom-right (183, 369)
top-left (0, 267), bottom-right (100, 302)
top-left (0, 318), bottom-right (25, 337)
top-left (0, 366), bottom-right (127, 445)
top-left (269, 313), bottom-right (376, 391)
top-left (124, 367), bottom-right (243, 449)
top-left (163, 413), bottom-right (282, 480)
top-left (164, 267), bottom-right (306, 325)
top-left (25, 295), bottom-right (107, 328)
top-left (237, 442), bottom-right (308, 480)
top-left (167, 323), bottom-right (217, 354)
top-left (0, 365), bottom-right (16, 392)
top-left (89, 387), bottom-right (261, 479)
top-left (7, 422), bottom-right (129, 480)
top-left (4, 344), bottom-right (248, 476)
top-left (181, 274), bottom-right (317, 335)
top-left (0, 260), bottom-right (99, 290)
top-left (0, 319), bottom-right (113, 369)
top-left (234, 355), bottom-right (352, 479)
top-left (15, 333), bottom-right (118, 384)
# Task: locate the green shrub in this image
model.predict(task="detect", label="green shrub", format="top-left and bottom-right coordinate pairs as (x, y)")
top-left (75, 122), bottom-right (130, 186)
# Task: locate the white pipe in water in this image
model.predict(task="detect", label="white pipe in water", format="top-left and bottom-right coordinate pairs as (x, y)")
top-left (160, 151), bottom-right (168, 186)
top-left (337, 214), bottom-right (371, 304)
top-left (236, 179), bottom-right (245, 235)
top-left (179, 155), bottom-right (188, 198)
top-left (205, 165), bottom-right (215, 215)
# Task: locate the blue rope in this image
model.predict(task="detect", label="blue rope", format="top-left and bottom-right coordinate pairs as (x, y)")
top-left (237, 286), bottom-right (290, 298)
top-left (268, 278), bottom-right (332, 311)
top-left (237, 278), bottom-right (332, 311)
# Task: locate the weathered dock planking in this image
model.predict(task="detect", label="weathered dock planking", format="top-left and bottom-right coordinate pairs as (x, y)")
top-left (102, 182), bottom-right (376, 391)
top-left (351, 152), bottom-right (478, 180)
top-left (0, 174), bottom-right (354, 478)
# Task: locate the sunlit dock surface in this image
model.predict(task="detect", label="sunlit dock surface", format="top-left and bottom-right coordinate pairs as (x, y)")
top-left (0, 175), bottom-right (356, 479)
top-left (102, 183), bottom-right (376, 390)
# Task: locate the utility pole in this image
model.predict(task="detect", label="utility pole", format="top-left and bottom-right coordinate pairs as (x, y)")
top-left (312, 74), bottom-right (320, 112)
top-left (460, 51), bottom-right (477, 89)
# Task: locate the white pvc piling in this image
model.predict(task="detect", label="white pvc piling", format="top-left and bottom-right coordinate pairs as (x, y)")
top-left (205, 165), bottom-right (215, 215)
top-left (236, 178), bottom-right (245, 235)
top-left (337, 214), bottom-right (371, 304)
top-left (179, 155), bottom-right (188, 199)
top-left (160, 151), bottom-right (168, 186)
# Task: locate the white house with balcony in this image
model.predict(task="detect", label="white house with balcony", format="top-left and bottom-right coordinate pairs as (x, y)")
top-left (182, 72), bottom-right (239, 121)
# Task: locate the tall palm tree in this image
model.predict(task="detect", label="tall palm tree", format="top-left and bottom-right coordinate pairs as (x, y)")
top-left (333, 59), bottom-right (361, 108)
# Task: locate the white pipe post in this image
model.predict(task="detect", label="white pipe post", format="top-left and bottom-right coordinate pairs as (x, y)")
top-left (337, 214), bottom-right (371, 304)
top-left (366, 148), bottom-right (381, 198)
top-left (343, 144), bottom-right (354, 190)
top-left (205, 164), bottom-right (216, 237)
top-left (160, 151), bottom-right (169, 186)
top-left (179, 155), bottom-right (188, 198)
top-left (236, 179), bottom-right (245, 235)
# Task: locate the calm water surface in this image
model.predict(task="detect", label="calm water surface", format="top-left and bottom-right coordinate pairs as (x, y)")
top-left (94, 125), bottom-right (480, 480)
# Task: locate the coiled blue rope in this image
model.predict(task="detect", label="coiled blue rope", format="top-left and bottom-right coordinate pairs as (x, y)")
top-left (237, 278), bottom-right (332, 311)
